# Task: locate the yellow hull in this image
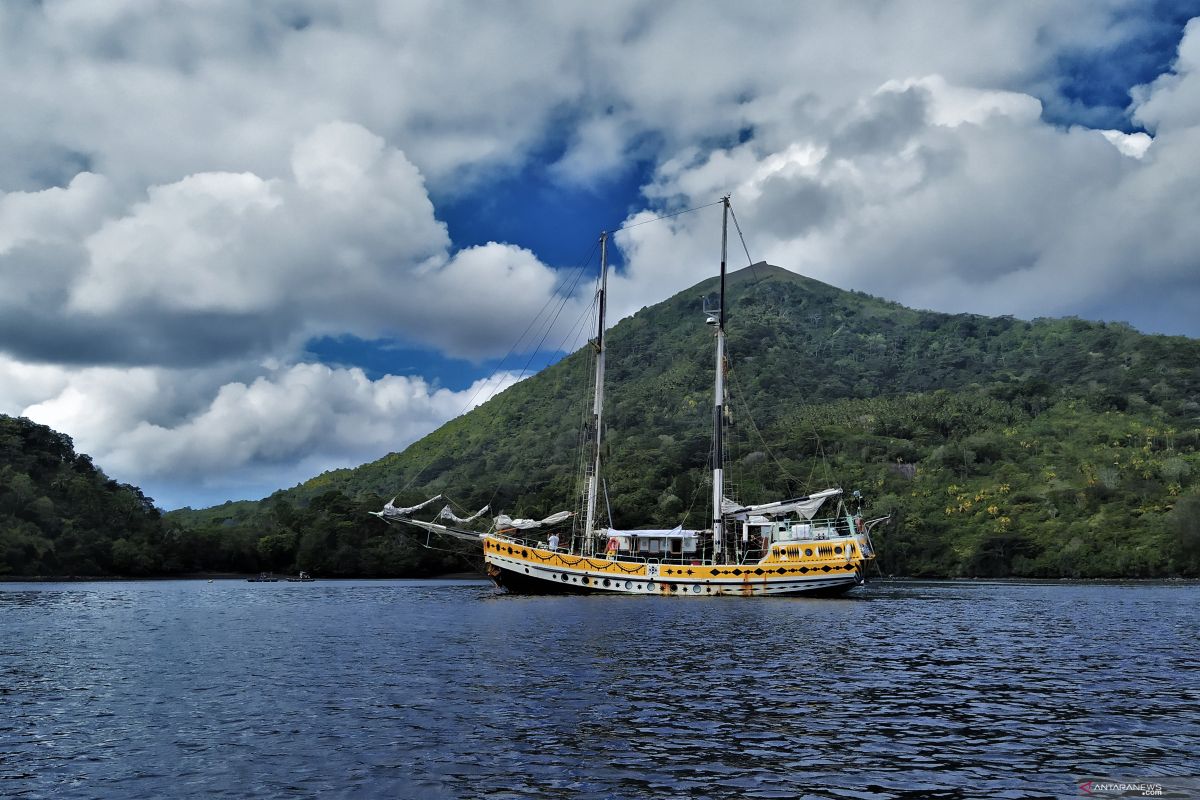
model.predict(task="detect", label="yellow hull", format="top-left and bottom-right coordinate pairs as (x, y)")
top-left (482, 534), bottom-right (872, 596)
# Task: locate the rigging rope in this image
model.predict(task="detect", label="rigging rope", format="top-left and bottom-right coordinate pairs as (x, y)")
top-left (613, 199), bottom-right (724, 233)
top-left (396, 239), bottom-right (599, 497)
top-left (724, 346), bottom-right (812, 497)
top-left (727, 197), bottom-right (839, 496)
top-left (481, 261), bottom-right (598, 515)
top-left (726, 202), bottom-right (763, 286)
top-left (392, 197), bottom-right (741, 521)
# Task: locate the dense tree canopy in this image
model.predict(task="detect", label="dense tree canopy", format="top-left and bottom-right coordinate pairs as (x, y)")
top-left (0, 415), bottom-right (462, 577)
top-left (0, 415), bottom-right (165, 576)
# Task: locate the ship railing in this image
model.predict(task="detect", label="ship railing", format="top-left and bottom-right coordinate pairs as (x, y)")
top-left (487, 531), bottom-right (716, 565)
top-left (767, 516), bottom-right (857, 543)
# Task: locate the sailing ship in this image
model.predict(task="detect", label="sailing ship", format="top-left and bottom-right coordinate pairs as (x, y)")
top-left (374, 198), bottom-right (885, 595)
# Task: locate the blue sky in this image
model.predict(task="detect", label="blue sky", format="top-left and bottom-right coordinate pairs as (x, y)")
top-left (2, 1), bottom-right (1199, 509)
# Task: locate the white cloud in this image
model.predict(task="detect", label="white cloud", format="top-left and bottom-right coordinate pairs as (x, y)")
top-left (73, 171), bottom-right (285, 315)
top-left (2, 2), bottom-right (1199, 509)
top-left (878, 75), bottom-right (1042, 127)
top-left (0, 1), bottom-right (1148, 194)
top-left (2, 121), bottom-right (583, 365)
top-left (614, 40), bottom-right (1200, 338)
top-left (1100, 130), bottom-right (1153, 158)
top-left (6, 355), bottom-right (521, 508)
top-left (1132, 18), bottom-right (1200, 133)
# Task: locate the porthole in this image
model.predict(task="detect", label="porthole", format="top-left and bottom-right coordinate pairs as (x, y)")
top-left (602, 578), bottom-right (610, 587)
top-left (560, 573), bottom-right (569, 581)
top-left (804, 548), bottom-right (813, 557)
top-left (581, 576), bottom-right (590, 585)
top-left (835, 546), bottom-right (843, 555)
top-left (692, 585), bottom-right (702, 593)
top-left (646, 582), bottom-right (656, 592)
top-left (625, 581), bottom-right (633, 589)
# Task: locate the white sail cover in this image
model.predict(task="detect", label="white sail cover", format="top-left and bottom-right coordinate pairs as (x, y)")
top-left (494, 510), bottom-right (573, 530)
top-left (369, 494), bottom-right (443, 520)
top-left (724, 488), bottom-right (842, 520)
top-left (605, 525), bottom-right (698, 538)
top-left (437, 504), bottom-right (490, 525)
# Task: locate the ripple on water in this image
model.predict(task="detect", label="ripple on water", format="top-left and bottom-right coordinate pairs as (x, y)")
top-left (1, 579), bottom-right (1198, 799)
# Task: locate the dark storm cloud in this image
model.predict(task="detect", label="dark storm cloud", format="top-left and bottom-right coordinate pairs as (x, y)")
top-left (0, 305), bottom-right (296, 368)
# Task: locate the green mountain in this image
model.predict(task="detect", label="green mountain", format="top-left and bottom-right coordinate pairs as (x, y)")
top-left (0, 414), bottom-right (168, 576)
top-left (0, 414), bottom-right (456, 578)
top-left (172, 263), bottom-right (1200, 579)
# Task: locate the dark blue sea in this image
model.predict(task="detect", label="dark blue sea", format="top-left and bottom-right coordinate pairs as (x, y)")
top-left (2, 579), bottom-right (1198, 799)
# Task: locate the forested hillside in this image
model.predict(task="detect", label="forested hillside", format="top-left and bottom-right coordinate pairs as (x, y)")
top-left (0, 415), bottom-right (457, 577)
top-left (170, 264), bottom-right (1200, 579)
top-left (0, 415), bottom-right (168, 576)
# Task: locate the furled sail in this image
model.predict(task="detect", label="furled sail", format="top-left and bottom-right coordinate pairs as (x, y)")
top-left (724, 488), bottom-right (842, 520)
top-left (369, 494), bottom-right (443, 520)
top-left (438, 504), bottom-right (490, 525)
top-left (494, 510), bottom-right (573, 530)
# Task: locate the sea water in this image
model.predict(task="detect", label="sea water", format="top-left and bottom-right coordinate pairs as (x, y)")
top-left (2, 579), bottom-right (1197, 799)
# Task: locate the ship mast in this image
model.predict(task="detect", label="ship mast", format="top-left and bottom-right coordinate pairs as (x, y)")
top-left (712, 197), bottom-right (730, 563)
top-left (583, 232), bottom-right (608, 556)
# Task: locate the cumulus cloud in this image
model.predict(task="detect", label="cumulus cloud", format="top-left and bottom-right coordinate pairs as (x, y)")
top-left (2, 1), bottom-right (1198, 508)
top-left (1, 121), bottom-right (584, 366)
top-left (614, 34), bottom-right (1200, 338)
top-left (5, 355), bottom-right (521, 509)
top-left (0, 1), bottom-right (1155, 195)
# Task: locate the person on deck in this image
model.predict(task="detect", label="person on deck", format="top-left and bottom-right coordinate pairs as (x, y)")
top-left (548, 533), bottom-right (560, 551)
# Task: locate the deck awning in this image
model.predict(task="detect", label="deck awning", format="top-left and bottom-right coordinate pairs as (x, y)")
top-left (605, 525), bottom-right (699, 539)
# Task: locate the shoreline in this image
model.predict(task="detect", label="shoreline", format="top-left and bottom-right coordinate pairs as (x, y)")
top-left (0, 571), bottom-right (487, 583)
top-left (1, 573), bottom-right (1195, 585)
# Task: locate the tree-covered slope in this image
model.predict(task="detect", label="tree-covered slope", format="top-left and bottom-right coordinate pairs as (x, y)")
top-left (0, 414), bottom-right (459, 578)
top-left (170, 263), bottom-right (1200, 578)
top-left (0, 414), bottom-right (168, 576)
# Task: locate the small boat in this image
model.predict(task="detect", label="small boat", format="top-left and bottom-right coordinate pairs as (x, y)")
top-left (375, 198), bottom-right (886, 596)
top-left (286, 572), bottom-right (316, 582)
